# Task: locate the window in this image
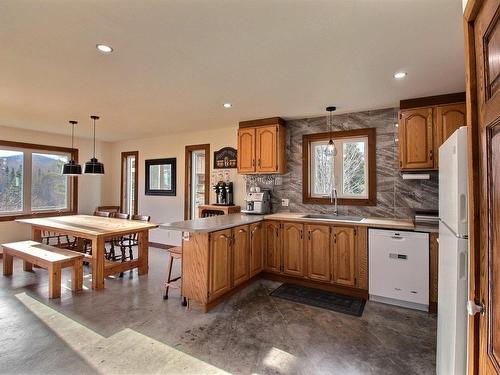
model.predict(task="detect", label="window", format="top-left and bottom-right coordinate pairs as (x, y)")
top-left (121, 151), bottom-right (138, 215)
top-left (0, 141), bottom-right (77, 220)
top-left (303, 128), bottom-right (376, 205)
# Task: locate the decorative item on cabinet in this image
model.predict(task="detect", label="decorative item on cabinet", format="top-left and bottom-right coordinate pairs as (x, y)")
top-left (399, 92), bottom-right (466, 171)
top-left (198, 205), bottom-right (241, 218)
top-left (237, 117), bottom-right (287, 174)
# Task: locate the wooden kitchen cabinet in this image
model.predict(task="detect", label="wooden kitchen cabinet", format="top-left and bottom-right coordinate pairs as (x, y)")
top-left (306, 224), bottom-right (331, 282)
top-left (232, 225), bottom-right (250, 287)
top-left (282, 222), bottom-right (305, 277)
top-left (237, 128), bottom-right (256, 173)
top-left (399, 107), bottom-right (434, 170)
top-left (249, 222), bottom-right (264, 277)
top-left (264, 221), bottom-right (281, 273)
top-left (237, 117), bottom-right (286, 174)
top-left (398, 93), bottom-right (466, 171)
top-left (332, 226), bottom-right (356, 287)
top-left (208, 229), bottom-right (232, 301)
top-left (434, 103), bottom-right (466, 167)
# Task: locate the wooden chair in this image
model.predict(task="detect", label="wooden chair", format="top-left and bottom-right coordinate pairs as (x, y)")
top-left (83, 211), bottom-right (113, 256)
top-left (163, 246), bottom-right (187, 306)
top-left (120, 215), bottom-right (151, 261)
top-left (42, 231), bottom-right (76, 249)
top-left (107, 213), bottom-right (130, 261)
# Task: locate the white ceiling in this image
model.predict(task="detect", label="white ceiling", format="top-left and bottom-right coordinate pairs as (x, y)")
top-left (0, 0), bottom-right (465, 142)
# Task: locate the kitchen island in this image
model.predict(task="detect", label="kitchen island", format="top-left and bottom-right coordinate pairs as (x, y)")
top-left (162, 213), bottom-right (438, 312)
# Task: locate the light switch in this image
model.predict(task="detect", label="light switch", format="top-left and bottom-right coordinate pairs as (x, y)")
top-left (281, 198), bottom-right (289, 207)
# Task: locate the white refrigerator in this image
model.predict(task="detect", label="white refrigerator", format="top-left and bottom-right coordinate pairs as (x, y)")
top-left (436, 126), bottom-right (469, 375)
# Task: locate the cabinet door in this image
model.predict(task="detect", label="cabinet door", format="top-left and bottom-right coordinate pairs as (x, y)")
top-left (232, 225), bottom-right (250, 287)
top-left (255, 126), bottom-right (278, 173)
top-left (238, 128), bottom-right (256, 173)
top-left (264, 221), bottom-right (281, 273)
top-left (209, 229), bottom-right (232, 301)
top-left (434, 103), bottom-right (466, 167)
top-left (282, 222), bottom-right (305, 277)
top-left (332, 227), bottom-right (356, 287)
top-left (306, 224), bottom-right (331, 282)
top-left (249, 222), bottom-right (264, 277)
top-left (399, 108), bottom-right (434, 170)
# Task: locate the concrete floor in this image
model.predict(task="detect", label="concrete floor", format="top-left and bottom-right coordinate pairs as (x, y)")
top-left (0, 247), bottom-right (436, 375)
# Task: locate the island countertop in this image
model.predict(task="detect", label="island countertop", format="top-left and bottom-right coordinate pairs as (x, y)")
top-left (160, 213), bottom-right (265, 233)
top-left (160, 212), bottom-right (439, 233)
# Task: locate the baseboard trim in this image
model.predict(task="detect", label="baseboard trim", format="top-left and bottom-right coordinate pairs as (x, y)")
top-left (148, 242), bottom-right (174, 250)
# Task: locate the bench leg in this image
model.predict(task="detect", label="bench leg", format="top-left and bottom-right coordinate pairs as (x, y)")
top-left (72, 261), bottom-right (83, 292)
top-left (48, 264), bottom-right (61, 299)
top-left (23, 260), bottom-right (33, 272)
top-left (3, 253), bottom-right (13, 276)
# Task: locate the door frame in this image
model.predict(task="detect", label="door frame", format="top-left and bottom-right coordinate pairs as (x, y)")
top-left (120, 151), bottom-right (139, 215)
top-left (184, 144), bottom-right (210, 220)
top-left (464, 1), bottom-right (485, 374)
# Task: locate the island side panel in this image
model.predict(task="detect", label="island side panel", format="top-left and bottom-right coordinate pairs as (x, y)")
top-left (182, 232), bottom-right (210, 305)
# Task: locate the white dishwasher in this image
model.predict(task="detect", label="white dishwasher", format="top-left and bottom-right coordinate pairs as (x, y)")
top-left (369, 229), bottom-right (429, 311)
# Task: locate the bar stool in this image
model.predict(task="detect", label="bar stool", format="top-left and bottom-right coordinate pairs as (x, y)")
top-left (163, 246), bottom-right (187, 306)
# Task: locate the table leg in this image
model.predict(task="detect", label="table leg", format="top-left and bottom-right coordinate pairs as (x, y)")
top-left (31, 227), bottom-right (42, 242)
top-left (23, 261), bottom-right (33, 272)
top-left (138, 230), bottom-right (149, 275)
top-left (3, 253), bottom-right (13, 276)
top-left (91, 237), bottom-right (105, 290)
top-left (72, 261), bottom-right (83, 292)
top-left (48, 264), bottom-right (61, 299)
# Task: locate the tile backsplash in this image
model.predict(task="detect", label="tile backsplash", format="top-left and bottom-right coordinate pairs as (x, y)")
top-left (245, 108), bottom-right (438, 219)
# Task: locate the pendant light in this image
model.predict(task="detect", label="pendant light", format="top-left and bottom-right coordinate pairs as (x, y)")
top-left (62, 120), bottom-right (82, 175)
top-left (326, 106), bottom-right (337, 156)
top-left (84, 115), bottom-right (105, 174)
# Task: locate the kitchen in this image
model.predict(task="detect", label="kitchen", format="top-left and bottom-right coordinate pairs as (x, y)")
top-left (0, 1), bottom-right (497, 374)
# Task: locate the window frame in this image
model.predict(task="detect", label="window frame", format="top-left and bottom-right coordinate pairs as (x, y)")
top-left (0, 140), bottom-right (78, 221)
top-left (120, 151), bottom-right (139, 215)
top-left (302, 128), bottom-right (376, 206)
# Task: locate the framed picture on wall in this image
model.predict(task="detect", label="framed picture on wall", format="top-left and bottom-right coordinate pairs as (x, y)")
top-left (145, 158), bottom-right (176, 196)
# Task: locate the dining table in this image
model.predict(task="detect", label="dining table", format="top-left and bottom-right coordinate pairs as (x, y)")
top-left (16, 215), bottom-right (159, 289)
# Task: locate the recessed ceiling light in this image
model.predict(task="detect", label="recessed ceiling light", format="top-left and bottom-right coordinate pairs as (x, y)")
top-left (96, 44), bottom-right (113, 53)
top-left (223, 103), bottom-right (232, 108)
top-left (393, 72), bottom-right (407, 79)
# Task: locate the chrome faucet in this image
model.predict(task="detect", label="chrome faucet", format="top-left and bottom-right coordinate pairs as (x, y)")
top-left (331, 188), bottom-right (338, 216)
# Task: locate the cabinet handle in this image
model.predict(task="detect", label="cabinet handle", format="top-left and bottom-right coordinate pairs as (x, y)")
top-left (258, 159), bottom-right (261, 167)
top-left (399, 160), bottom-right (402, 168)
top-left (429, 150), bottom-right (433, 161)
top-left (334, 234), bottom-right (337, 244)
top-left (276, 228), bottom-right (279, 237)
top-left (308, 231), bottom-right (311, 240)
top-left (300, 230), bottom-right (303, 239)
top-left (252, 159), bottom-right (256, 167)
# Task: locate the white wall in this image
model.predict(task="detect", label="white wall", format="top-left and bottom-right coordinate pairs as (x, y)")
top-left (104, 126), bottom-right (244, 246)
top-left (0, 125), bottom-right (112, 245)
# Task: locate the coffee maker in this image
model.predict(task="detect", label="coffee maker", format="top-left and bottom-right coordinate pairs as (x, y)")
top-left (212, 181), bottom-right (234, 206)
top-left (242, 189), bottom-right (271, 214)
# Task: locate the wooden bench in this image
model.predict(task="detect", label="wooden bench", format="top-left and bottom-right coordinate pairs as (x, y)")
top-left (2, 240), bottom-right (84, 299)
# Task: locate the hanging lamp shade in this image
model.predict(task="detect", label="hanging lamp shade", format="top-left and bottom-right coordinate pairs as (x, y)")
top-left (326, 106), bottom-right (337, 155)
top-left (62, 120), bottom-right (82, 175)
top-left (84, 115), bottom-right (105, 175)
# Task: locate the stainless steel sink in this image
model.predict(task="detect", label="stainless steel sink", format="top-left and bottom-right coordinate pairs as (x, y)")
top-left (302, 214), bottom-right (365, 222)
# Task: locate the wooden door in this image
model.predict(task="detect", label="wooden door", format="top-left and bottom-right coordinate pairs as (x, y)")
top-left (237, 128), bottom-right (256, 173)
top-left (208, 229), bottom-right (232, 301)
top-left (264, 221), bottom-right (281, 273)
top-left (399, 107), bottom-right (434, 169)
top-left (282, 222), bottom-right (304, 277)
top-left (434, 103), bottom-right (467, 167)
top-left (332, 227), bottom-right (356, 287)
top-left (466, 0), bottom-right (500, 373)
top-left (232, 225), bottom-right (249, 287)
top-left (255, 126), bottom-right (277, 173)
top-left (249, 222), bottom-right (264, 277)
top-left (306, 224), bottom-right (331, 282)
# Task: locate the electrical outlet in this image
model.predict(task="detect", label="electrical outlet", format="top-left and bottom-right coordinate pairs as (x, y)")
top-left (274, 176), bottom-right (283, 186)
top-left (281, 198), bottom-right (289, 207)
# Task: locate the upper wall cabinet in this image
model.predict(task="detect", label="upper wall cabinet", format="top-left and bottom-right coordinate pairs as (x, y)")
top-left (399, 93), bottom-right (466, 171)
top-left (237, 117), bottom-right (287, 174)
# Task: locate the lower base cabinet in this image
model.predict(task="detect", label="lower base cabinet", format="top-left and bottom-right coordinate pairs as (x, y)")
top-left (249, 222), bottom-right (264, 277)
top-left (208, 224), bottom-right (251, 301)
top-left (265, 221), bottom-right (367, 292)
